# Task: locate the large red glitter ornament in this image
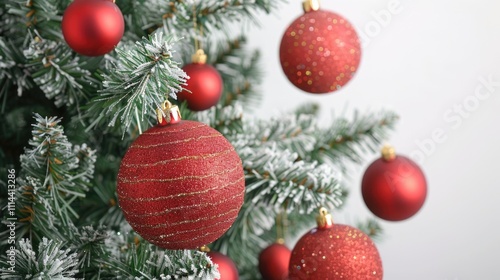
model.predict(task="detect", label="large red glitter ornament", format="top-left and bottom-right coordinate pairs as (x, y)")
top-left (279, 2), bottom-right (361, 94)
top-left (289, 208), bottom-right (382, 279)
top-left (117, 110), bottom-right (245, 249)
top-left (259, 243), bottom-right (291, 280)
top-left (177, 50), bottom-right (223, 111)
top-left (207, 252), bottom-right (239, 280)
top-left (62, 0), bottom-right (124, 56)
top-left (362, 145), bottom-right (427, 221)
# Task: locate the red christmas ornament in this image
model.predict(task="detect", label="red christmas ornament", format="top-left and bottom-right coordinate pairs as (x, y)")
top-left (117, 103), bottom-right (245, 249)
top-left (279, 1), bottom-right (361, 94)
top-left (62, 0), bottom-right (124, 56)
top-left (362, 145), bottom-right (427, 221)
top-left (208, 252), bottom-right (239, 280)
top-left (259, 243), bottom-right (291, 280)
top-left (177, 49), bottom-right (223, 111)
top-left (289, 208), bottom-right (383, 280)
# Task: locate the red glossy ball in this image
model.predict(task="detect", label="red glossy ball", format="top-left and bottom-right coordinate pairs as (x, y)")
top-left (362, 156), bottom-right (427, 221)
top-left (280, 10), bottom-right (361, 94)
top-left (178, 63), bottom-right (223, 111)
top-left (117, 120), bottom-right (245, 249)
top-left (259, 243), bottom-right (291, 280)
top-left (208, 252), bottom-right (239, 280)
top-left (62, 0), bottom-right (124, 56)
top-left (289, 224), bottom-right (383, 279)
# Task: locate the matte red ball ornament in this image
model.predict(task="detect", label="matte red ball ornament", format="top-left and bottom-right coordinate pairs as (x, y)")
top-left (279, 2), bottom-right (361, 94)
top-left (259, 243), bottom-right (291, 280)
top-left (62, 0), bottom-right (124, 56)
top-left (177, 49), bottom-right (223, 111)
top-left (117, 108), bottom-right (245, 249)
top-left (208, 252), bottom-right (239, 280)
top-left (289, 208), bottom-right (383, 280)
top-left (362, 145), bottom-right (427, 221)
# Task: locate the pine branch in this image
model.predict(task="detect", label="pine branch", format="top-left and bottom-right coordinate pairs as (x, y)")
top-left (24, 36), bottom-right (100, 108)
top-left (6, 0), bottom-right (63, 41)
top-left (209, 36), bottom-right (263, 108)
top-left (69, 226), bottom-right (110, 275)
top-left (100, 236), bottom-right (219, 279)
top-left (293, 102), bottom-right (320, 117)
top-left (0, 238), bottom-right (79, 279)
top-left (356, 218), bottom-right (384, 241)
top-left (161, 0), bottom-right (283, 39)
top-left (241, 145), bottom-right (343, 214)
top-left (312, 110), bottom-right (399, 167)
top-left (87, 32), bottom-right (188, 133)
top-left (118, 0), bottom-right (167, 41)
top-left (17, 114), bottom-right (96, 236)
top-left (0, 38), bottom-right (34, 108)
top-left (183, 102), bottom-right (244, 136)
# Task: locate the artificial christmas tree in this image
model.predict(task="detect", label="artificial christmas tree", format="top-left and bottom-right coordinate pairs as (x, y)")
top-left (0, 0), bottom-right (399, 279)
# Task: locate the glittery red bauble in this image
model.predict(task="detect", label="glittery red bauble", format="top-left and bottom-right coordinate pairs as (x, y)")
top-left (289, 224), bottom-right (383, 279)
top-left (258, 243), bottom-right (291, 280)
top-left (117, 120), bottom-right (245, 249)
top-left (279, 9), bottom-right (361, 94)
top-left (362, 155), bottom-right (427, 221)
top-left (62, 0), bottom-right (124, 56)
top-left (178, 63), bottom-right (223, 111)
top-left (208, 252), bottom-right (239, 280)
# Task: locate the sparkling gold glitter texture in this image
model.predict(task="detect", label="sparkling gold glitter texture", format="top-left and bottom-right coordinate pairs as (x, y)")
top-left (289, 223), bottom-right (382, 279)
top-left (279, 10), bottom-right (361, 94)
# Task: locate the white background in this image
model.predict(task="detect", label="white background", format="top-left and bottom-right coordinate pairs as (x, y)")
top-left (246, 0), bottom-right (500, 279)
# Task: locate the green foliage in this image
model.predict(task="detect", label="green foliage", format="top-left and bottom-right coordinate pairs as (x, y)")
top-left (0, 238), bottom-right (80, 279)
top-left (87, 33), bottom-right (188, 134)
top-left (15, 114), bottom-right (96, 238)
top-left (0, 0), bottom-right (398, 278)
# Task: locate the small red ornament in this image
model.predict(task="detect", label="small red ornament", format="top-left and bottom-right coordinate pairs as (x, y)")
top-left (279, 0), bottom-right (361, 94)
top-left (177, 49), bottom-right (223, 111)
top-left (362, 145), bottom-right (427, 221)
top-left (117, 106), bottom-right (245, 249)
top-left (62, 0), bottom-right (124, 56)
top-left (259, 243), bottom-right (291, 280)
top-left (207, 252), bottom-right (239, 280)
top-left (289, 208), bottom-right (383, 280)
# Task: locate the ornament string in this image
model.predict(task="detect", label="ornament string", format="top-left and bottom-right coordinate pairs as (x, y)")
top-left (192, 4), bottom-right (202, 51)
top-left (275, 211), bottom-right (287, 244)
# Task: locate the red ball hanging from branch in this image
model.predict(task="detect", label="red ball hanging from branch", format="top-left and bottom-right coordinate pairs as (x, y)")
top-left (259, 243), bottom-right (291, 280)
top-left (362, 145), bottom-right (427, 221)
top-left (117, 101), bottom-right (245, 249)
top-left (289, 208), bottom-right (383, 279)
top-left (177, 49), bottom-right (223, 111)
top-left (62, 0), bottom-right (124, 56)
top-left (207, 251), bottom-right (239, 280)
top-left (279, 0), bottom-right (361, 94)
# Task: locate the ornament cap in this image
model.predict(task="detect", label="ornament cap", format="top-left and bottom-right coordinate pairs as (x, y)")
top-left (199, 245), bottom-right (211, 253)
top-left (156, 100), bottom-right (181, 126)
top-left (192, 49), bottom-right (207, 64)
top-left (316, 207), bottom-right (333, 229)
top-left (303, 0), bottom-right (320, 13)
top-left (381, 144), bottom-right (396, 161)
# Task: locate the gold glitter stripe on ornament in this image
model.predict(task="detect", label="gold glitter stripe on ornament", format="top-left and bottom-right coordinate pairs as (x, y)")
top-left (143, 123), bottom-right (206, 135)
top-left (122, 148), bottom-right (234, 168)
top-left (121, 189), bottom-right (245, 218)
top-left (118, 165), bottom-right (241, 184)
top-left (129, 208), bottom-right (238, 230)
top-left (118, 176), bottom-right (244, 202)
top-left (139, 220), bottom-right (233, 243)
top-left (148, 228), bottom-right (227, 244)
top-left (130, 133), bottom-right (222, 149)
